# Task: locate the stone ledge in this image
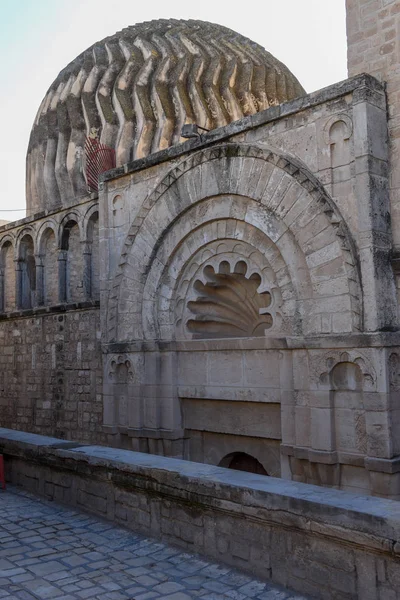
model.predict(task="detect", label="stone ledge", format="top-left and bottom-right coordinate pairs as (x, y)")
top-left (103, 425), bottom-right (186, 440)
top-left (99, 74), bottom-right (384, 185)
top-left (1, 427), bottom-right (400, 599)
top-left (0, 300), bottom-right (100, 320)
top-left (104, 331), bottom-right (400, 354)
top-left (281, 444), bottom-right (400, 473)
top-left (0, 194), bottom-right (98, 234)
top-left (365, 455), bottom-right (400, 474)
top-left (1, 427), bottom-right (400, 544)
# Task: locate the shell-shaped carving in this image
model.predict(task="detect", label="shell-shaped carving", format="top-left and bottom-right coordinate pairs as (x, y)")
top-left (186, 262), bottom-right (273, 338)
top-left (27, 19), bottom-right (305, 213)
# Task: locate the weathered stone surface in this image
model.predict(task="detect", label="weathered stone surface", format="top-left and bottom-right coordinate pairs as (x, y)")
top-left (1, 428), bottom-right (400, 600)
top-left (2, 13), bottom-right (400, 502)
top-left (1, 485), bottom-right (305, 600)
top-left (26, 19), bottom-right (305, 214)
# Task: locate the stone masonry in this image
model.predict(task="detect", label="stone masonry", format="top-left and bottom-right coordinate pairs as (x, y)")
top-left (1, 428), bottom-right (400, 600)
top-left (346, 0), bottom-right (400, 322)
top-left (1, 13), bottom-right (400, 500)
top-left (99, 73), bottom-right (400, 498)
top-left (0, 486), bottom-right (308, 600)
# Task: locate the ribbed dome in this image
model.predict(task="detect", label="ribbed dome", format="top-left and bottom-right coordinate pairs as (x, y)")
top-left (26, 19), bottom-right (305, 213)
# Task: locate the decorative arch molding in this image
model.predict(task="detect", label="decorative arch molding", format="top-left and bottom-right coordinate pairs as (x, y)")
top-left (0, 234), bottom-right (16, 257)
top-left (312, 349), bottom-right (377, 392)
top-left (323, 114), bottom-right (353, 145)
top-left (58, 211), bottom-right (84, 247)
top-left (15, 227), bottom-right (36, 257)
top-left (36, 220), bottom-right (59, 255)
top-left (143, 211), bottom-right (304, 341)
top-left (82, 203), bottom-right (100, 242)
top-left (107, 143), bottom-right (362, 342)
top-left (106, 354), bottom-right (136, 383)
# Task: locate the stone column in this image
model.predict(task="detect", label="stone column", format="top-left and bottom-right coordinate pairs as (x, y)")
top-left (346, 0), bottom-right (400, 321)
top-left (0, 268), bottom-right (4, 313)
top-left (58, 250), bottom-right (68, 303)
top-left (81, 241), bottom-right (92, 300)
top-left (35, 255), bottom-right (44, 306)
top-left (352, 82), bottom-right (398, 331)
top-left (15, 259), bottom-right (23, 310)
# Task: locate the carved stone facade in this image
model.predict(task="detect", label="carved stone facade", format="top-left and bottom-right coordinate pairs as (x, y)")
top-left (96, 72), bottom-right (400, 499)
top-left (1, 13), bottom-right (400, 498)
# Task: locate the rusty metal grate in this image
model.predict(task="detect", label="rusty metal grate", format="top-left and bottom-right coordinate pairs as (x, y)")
top-left (84, 135), bottom-right (116, 192)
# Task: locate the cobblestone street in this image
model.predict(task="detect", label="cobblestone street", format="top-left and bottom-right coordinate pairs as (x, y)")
top-left (0, 487), bottom-right (309, 600)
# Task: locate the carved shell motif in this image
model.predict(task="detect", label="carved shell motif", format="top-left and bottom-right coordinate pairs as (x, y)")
top-left (186, 261), bottom-right (273, 338)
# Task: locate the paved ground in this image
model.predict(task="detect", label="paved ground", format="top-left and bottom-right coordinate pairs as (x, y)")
top-left (0, 487), bottom-right (309, 600)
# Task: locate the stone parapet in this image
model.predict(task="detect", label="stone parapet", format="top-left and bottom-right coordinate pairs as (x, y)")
top-left (1, 427), bottom-right (400, 600)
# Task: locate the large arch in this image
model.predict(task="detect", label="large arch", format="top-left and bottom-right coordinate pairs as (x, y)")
top-left (107, 143), bottom-right (361, 342)
top-left (143, 207), bottom-right (307, 341)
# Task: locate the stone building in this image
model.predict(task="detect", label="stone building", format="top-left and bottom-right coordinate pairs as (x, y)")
top-left (1, 3), bottom-right (400, 499)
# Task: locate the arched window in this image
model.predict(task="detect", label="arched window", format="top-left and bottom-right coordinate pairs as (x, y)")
top-left (87, 212), bottom-right (99, 300)
top-left (61, 220), bottom-right (84, 303)
top-left (42, 229), bottom-right (58, 305)
top-left (0, 241), bottom-right (16, 312)
top-left (18, 234), bottom-right (36, 309)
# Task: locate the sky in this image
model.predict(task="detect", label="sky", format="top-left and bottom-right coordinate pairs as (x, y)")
top-left (0, 0), bottom-right (347, 223)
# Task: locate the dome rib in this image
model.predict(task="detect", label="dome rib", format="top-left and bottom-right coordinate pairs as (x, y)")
top-left (26, 19), bottom-right (305, 213)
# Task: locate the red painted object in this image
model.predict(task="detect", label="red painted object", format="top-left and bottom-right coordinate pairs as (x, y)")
top-left (0, 455), bottom-right (5, 490)
top-left (84, 135), bottom-right (116, 193)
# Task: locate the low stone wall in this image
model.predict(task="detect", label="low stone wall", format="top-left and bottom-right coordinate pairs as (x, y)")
top-left (1, 428), bottom-right (400, 600)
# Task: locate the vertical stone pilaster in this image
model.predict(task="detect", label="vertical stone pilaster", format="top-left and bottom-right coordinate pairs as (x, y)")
top-left (15, 259), bottom-right (23, 310)
top-left (0, 268), bottom-right (4, 313)
top-left (58, 250), bottom-right (67, 303)
top-left (81, 241), bottom-right (92, 300)
top-left (35, 255), bottom-right (44, 306)
top-left (347, 0), bottom-right (400, 319)
top-left (352, 82), bottom-right (398, 330)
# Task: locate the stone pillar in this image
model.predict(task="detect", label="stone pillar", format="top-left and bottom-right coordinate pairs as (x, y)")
top-left (81, 241), bottom-right (92, 300)
top-left (0, 268), bottom-right (4, 313)
top-left (352, 80), bottom-right (398, 330)
top-left (58, 250), bottom-right (68, 303)
top-left (35, 255), bottom-right (44, 306)
top-left (15, 259), bottom-right (23, 310)
top-left (347, 0), bottom-right (400, 317)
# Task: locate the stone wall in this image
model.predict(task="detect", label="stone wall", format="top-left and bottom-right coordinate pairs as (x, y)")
top-left (98, 74), bottom-right (400, 498)
top-left (0, 308), bottom-right (103, 443)
top-left (0, 197), bottom-right (99, 312)
top-left (1, 428), bottom-right (400, 600)
top-left (346, 0), bottom-right (400, 312)
top-left (0, 198), bottom-right (104, 443)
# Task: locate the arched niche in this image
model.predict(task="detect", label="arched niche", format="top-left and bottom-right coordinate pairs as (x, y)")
top-left (329, 360), bottom-right (366, 455)
top-left (330, 361), bottom-right (363, 391)
top-left (107, 144), bottom-right (361, 343)
top-left (61, 219), bottom-right (84, 302)
top-left (0, 240), bottom-right (16, 312)
top-left (40, 227), bottom-right (58, 305)
top-left (18, 234), bottom-right (36, 309)
top-left (86, 211), bottom-right (99, 300)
